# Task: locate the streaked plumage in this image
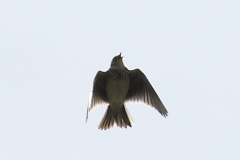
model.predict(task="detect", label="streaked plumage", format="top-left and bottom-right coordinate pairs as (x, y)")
top-left (86, 53), bottom-right (168, 130)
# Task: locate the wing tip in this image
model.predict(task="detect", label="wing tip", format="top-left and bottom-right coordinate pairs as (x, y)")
top-left (160, 110), bottom-right (168, 117)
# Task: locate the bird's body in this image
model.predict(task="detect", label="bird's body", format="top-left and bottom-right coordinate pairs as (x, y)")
top-left (86, 53), bottom-right (168, 130)
top-left (106, 73), bottom-right (129, 112)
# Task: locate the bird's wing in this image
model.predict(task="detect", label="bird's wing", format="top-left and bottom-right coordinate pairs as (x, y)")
top-left (125, 69), bottom-right (168, 117)
top-left (86, 71), bottom-right (108, 122)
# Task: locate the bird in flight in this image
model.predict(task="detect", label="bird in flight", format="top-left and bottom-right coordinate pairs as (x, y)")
top-left (86, 53), bottom-right (168, 130)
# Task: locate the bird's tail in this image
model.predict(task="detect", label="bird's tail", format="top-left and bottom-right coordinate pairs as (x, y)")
top-left (98, 105), bottom-right (133, 130)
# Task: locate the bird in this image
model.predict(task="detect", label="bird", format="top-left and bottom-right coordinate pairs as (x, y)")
top-left (86, 53), bottom-right (168, 130)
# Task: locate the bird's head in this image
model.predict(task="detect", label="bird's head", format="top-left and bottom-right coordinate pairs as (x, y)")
top-left (110, 52), bottom-right (125, 70)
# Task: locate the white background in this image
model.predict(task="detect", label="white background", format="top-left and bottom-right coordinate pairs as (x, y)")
top-left (1, 1), bottom-right (239, 160)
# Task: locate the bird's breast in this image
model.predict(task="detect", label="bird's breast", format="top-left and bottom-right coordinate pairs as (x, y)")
top-left (106, 76), bottom-right (129, 111)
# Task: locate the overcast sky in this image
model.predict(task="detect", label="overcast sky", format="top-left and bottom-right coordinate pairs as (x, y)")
top-left (1, 1), bottom-right (240, 160)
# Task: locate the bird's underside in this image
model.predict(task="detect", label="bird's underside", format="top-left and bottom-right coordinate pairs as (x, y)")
top-left (86, 53), bottom-right (168, 130)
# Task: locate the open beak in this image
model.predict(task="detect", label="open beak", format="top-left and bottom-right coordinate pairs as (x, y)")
top-left (119, 52), bottom-right (123, 59)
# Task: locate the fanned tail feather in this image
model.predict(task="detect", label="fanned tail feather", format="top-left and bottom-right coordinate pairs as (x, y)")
top-left (98, 105), bottom-right (133, 130)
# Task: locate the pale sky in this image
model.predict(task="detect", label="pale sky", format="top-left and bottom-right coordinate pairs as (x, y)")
top-left (0, 1), bottom-right (240, 160)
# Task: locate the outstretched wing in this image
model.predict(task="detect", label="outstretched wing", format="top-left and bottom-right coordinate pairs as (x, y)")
top-left (125, 69), bottom-right (168, 117)
top-left (86, 71), bottom-right (108, 122)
